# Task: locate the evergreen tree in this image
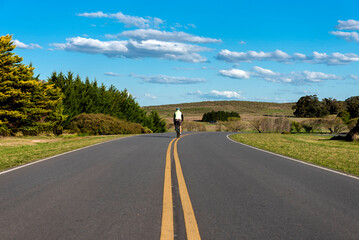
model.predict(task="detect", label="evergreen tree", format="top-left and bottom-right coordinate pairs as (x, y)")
top-left (0, 35), bottom-right (65, 136)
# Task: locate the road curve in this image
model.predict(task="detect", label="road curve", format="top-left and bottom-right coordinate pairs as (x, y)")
top-left (1, 132), bottom-right (359, 239)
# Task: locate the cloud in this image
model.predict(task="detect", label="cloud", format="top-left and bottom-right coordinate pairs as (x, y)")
top-left (77, 11), bottom-right (164, 28)
top-left (217, 49), bottom-right (292, 63)
top-left (132, 74), bottom-right (206, 84)
top-left (13, 39), bottom-right (42, 49)
top-left (330, 31), bottom-right (359, 42)
top-left (217, 49), bottom-right (359, 65)
top-left (219, 69), bottom-right (251, 79)
top-left (335, 19), bottom-right (359, 31)
top-left (144, 93), bottom-right (157, 99)
top-left (51, 37), bottom-right (209, 62)
top-left (219, 66), bottom-right (344, 84)
top-left (188, 90), bottom-right (244, 100)
top-left (238, 41), bottom-right (246, 44)
top-left (104, 72), bottom-right (121, 76)
top-left (107, 29), bottom-right (221, 43)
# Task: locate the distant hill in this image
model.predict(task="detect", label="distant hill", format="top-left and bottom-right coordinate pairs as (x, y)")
top-left (143, 101), bottom-right (295, 119)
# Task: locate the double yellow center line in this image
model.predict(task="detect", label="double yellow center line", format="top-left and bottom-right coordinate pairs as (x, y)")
top-left (160, 135), bottom-right (201, 240)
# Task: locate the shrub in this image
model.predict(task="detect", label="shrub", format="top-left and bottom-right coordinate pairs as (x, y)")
top-left (274, 117), bottom-right (291, 133)
top-left (291, 121), bottom-right (302, 133)
top-left (223, 119), bottom-right (245, 132)
top-left (70, 113), bottom-right (145, 135)
top-left (322, 117), bottom-right (347, 134)
top-left (202, 111), bottom-right (240, 122)
top-left (0, 125), bottom-right (10, 137)
top-left (302, 119), bottom-right (321, 133)
top-left (183, 122), bottom-right (206, 132)
top-left (250, 117), bottom-right (275, 133)
top-left (337, 111), bottom-right (351, 124)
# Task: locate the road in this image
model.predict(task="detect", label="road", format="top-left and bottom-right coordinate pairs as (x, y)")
top-left (1, 132), bottom-right (359, 239)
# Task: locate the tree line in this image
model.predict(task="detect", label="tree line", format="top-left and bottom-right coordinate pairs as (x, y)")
top-left (0, 35), bottom-right (166, 136)
top-left (48, 72), bottom-right (166, 133)
top-left (292, 95), bottom-right (359, 121)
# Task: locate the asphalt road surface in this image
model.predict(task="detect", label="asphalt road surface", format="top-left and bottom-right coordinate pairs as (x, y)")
top-left (1, 132), bottom-right (358, 239)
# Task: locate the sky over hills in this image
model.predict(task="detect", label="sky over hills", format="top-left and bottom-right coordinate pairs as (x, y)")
top-left (2, 0), bottom-right (359, 106)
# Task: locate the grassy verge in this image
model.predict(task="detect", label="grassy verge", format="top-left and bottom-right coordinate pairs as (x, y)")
top-left (0, 134), bottom-right (132, 171)
top-left (230, 133), bottom-right (359, 177)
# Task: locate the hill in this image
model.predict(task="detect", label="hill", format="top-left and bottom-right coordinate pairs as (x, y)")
top-left (143, 101), bottom-right (295, 120)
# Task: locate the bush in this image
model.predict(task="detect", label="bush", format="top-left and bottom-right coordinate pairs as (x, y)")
top-left (274, 117), bottom-right (291, 133)
top-left (183, 122), bottom-right (206, 132)
top-left (0, 125), bottom-right (10, 137)
top-left (20, 126), bottom-right (41, 136)
top-left (223, 120), bottom-right (245, 132)
top-left (202, 111), bottom-right (240, 122)
top-left (291, 121), bottom-right (302, 133)
top-left (337, 111), bottom-right (351, 124)
top-left (302, 119), bottom-right (321, 133)
top-left (322, 117), bottom-right (347, 134)
top-left (69, 113), bottom-right (146, 135)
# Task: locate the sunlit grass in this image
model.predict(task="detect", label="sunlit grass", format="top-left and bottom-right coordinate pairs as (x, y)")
top-left (230, 133), bottom-right (359, 176)
top-left (0, 134), bottom-right (132, 171)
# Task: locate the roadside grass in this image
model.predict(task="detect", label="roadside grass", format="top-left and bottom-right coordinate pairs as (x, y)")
top-left (0, 134), bottom-right (132, 171)
top-left (230, 133), bottom-right (359, 177)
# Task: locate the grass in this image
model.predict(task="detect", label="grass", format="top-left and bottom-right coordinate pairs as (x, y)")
top-left (230, 133), bottom-right (359, 177)
top-left (144, 100), bottom-right (295, 119)
top-left (0, 134), bottom-right (132, 171)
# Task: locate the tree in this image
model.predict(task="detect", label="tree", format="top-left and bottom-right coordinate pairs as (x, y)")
top-left (292, 95), bottom-right (328, 118)
top-left (322, 98), bottom-right (341, 114)
top-left (345, 96), bottom-right (359, 118)
top-left (0, 35), bottom-right (65, 135)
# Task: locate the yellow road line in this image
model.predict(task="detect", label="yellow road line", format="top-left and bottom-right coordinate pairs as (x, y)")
top-left (174, 138), bottom-right (201, 240)
top-left (160, 138), bottom-right (176, 240)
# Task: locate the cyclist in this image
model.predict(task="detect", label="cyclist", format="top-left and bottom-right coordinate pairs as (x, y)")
top-left (173, 107), bottom-right (184, 135)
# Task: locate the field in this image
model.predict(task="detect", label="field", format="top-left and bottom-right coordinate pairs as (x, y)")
top-left (0, 134), bottom-right (131, 171)
top-left (144, 100), bottom-right (295, 120)
top-left (230, 133), bottom-right (359, 177)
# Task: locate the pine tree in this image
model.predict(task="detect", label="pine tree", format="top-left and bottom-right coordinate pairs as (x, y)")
top-left (0, 35), bottom-right (66, 136)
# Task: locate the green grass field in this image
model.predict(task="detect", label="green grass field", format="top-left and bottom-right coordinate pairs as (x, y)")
top-left (0, 134), bottom-right (131, 171)
top-left (230, 133), bottom-right (359, 177)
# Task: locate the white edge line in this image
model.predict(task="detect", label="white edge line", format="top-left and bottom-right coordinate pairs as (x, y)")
top-left (226, 134), bottom-right (359, 181)
top-left (0, 135), bottom-right (134, 176)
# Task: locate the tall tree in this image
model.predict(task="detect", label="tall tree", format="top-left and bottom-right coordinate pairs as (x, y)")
top-left (0, 35), bottom-right (65, 135)
top-left (345, 96), bottom-right (359, 118)
top-left (292, 95), bottom-right (328, 118)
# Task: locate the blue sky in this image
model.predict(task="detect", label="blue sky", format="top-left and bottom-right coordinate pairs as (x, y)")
top-left (2, 0), bottom-right (359, 106)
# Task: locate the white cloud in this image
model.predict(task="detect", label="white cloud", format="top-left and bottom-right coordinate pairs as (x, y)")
top-left (207, 90), bottom-right (244, 99)
top-left (107, 29), bottom-right (221, 43)
top-left (217, 49), bottom-right (291, 63)
top-left (144, 93), bottom-right (157, 99)
top-left (220, 66), bottom-right (344, 84)
top-left (335, 19), bottom-right (359, 31)
top-left (104, 72), bottom-right (121, 76)
top-left (77, 11), bottom-right (164, 28)
top-left (330, 31), bottom-right (359, 42)
top-left (238, 40), bottom-right (246, 44)
top-left (51, 37), bottom-right (209, 63)
top-left (219, 69), bottom-right (251, 79)
top-left (217, 49), bottom-right (359, 65)
top-left (187, 90), bottom-right (244, 100)
top-left (13, 39), bottom-right (42, 49)
top-left (132, 74), bottom-right (206, 84)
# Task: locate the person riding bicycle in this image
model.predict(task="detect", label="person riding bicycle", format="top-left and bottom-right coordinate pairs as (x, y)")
top-left (173, 107), bottom-right (184, 135)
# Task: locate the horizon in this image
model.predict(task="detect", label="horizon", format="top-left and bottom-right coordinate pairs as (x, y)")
top-left (2, 0), bottom-right (359, 106)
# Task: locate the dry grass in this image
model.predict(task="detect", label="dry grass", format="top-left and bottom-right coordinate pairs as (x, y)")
top-left (230, 133), bottom-right (359, 176)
